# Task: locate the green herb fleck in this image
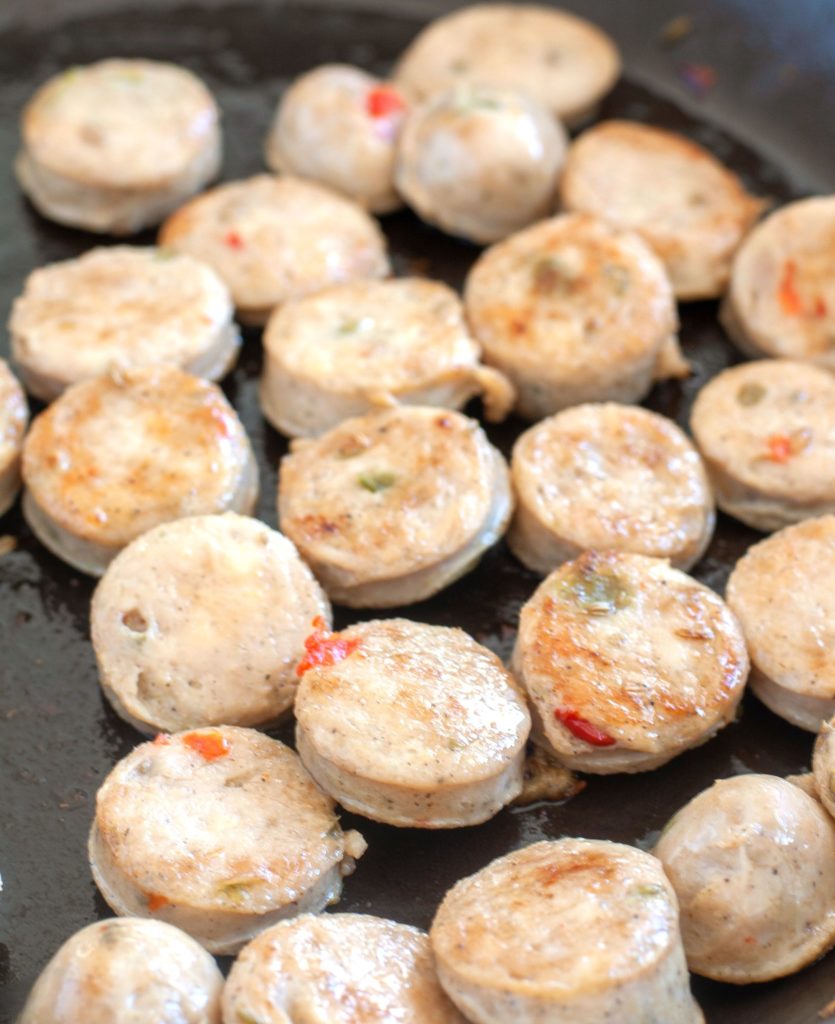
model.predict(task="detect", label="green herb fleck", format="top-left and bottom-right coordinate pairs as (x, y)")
top-left (560, 563), bottom-right (631, 615)
top-left (737, 382), bottom-right (766, 407)
top-left (217, 881), bottom-right (252, 904)
top-left (237, 1012), bottom-right (265, 1024)
top-left (532, 255), bottom-right (580, 294)
top-left (117, 67), bottom-right (144, 84)
top-left (634, 883), bottom-right (666, 898)
top-left (358, 470), bottom-right (396, 493)
top-left (454, 91), bottom-right (502, 113)
top-left (602, 263), bottom-right (631, 295)
top-left (338, 319), bottom-right (360, 335)
top-left (152, 247), bottom-right (178, 262)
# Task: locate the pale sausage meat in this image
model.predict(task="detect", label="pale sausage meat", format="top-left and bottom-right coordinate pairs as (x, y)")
top-left (394, 4), bottom-right (621, 127)
top-left (9, 246), bottom-right (240, 402)
top-left (655, 774), bottom-right (835, 983)
top-left (721, 196), bottom-right (835, 366)
top-left (690, 359), bottom-right (835, 532)
top-left (0, 359), bottom-right (27, 517)
top-left (464, 213), bottom-right (686, 420)
top-left (277, 406), bottom-right (512, 607)
top-left (259, 277), bottom-right (513, 437)
top-left (559, 120), bottom-right (763, 299)
top-left (513, 551), bottom-right (748, 773)
top-left (17, 918), bottom-right (223, 1024)
top-left (159, 175), bottom-right (390, 325)
top-left (91, 514), bottom-right (329, 734)
top-left (725, 515), bottom-right (835, 731)
top-left (509, 403), bottom-right (714, 573)
top-left (224, 913), bottom-right (468, 1024)
top-left (265, 65), bottom-right (407, 214)
top-left (395, 83), bottom-right (567, 244)
top-left (21, 366), bottom-right (258, 576)
top-left (430, 838), bottom-right (703, 1024)
top-left (89, 727), bottom-right (366, 954)
top-left (16, 60), bottom-right (221, 234)
top-left (295, 618), bottom-right (530, 827)
top-left (813, 714), bottom-right (835, 820)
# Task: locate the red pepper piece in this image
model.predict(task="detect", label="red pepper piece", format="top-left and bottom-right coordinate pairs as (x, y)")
top-left (366, 85), bottom-right (406, 118)
top-left (766, 434), bottom-right (793, 463)
top-left (778, 260), bottom-right (803, 316)
top-left (146, 892), bottom-right (169, 911)
top-left (296, 616), bottom-right (360, 677)
top-left (153, 732), bottom-right (171, 746)
top-left (554, 708), bottom-right (616, 747)
top-left (814, 296), bottom-right (828, 318)
top-left (183, 730), bottom-right (231, 762)
top-left (224, 230), bottom-right (244, 250)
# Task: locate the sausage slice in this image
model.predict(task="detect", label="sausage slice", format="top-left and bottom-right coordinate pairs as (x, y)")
top-left (513, 551), bottom-right (748, 773)
top-left (22, 366), bottom-right (258, 575)
top-left (430, 838), bottom-right (703, 1023)
top-left (89, 727), bottom-right (366, 954)
top-left (224, 914), bottom-right (468, 1024)
top-left (295, 618), bottom-right (530, 827)
top-left (16, 59), bottom-right (221, 234)
top-left (159, 174), bottom-right (390, 325)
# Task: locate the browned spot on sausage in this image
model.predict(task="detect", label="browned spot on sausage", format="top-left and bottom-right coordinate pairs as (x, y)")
top-left (537, 849), bottom-right (617, 887)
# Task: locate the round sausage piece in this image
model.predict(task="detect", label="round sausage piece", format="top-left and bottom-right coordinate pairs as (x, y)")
top-left (513, 551), bottom-right (748, 774)
top-left (654, 774), bottom-right (835, 983)
top-left (260, 277), bottom-right (514, 438)
top-left (813, 715), bottom-right (835, 820)
top-left (295, 618), bottom-right (530, 827)
top-left (725, 515), bottom-right (835, 731)
top-left (17, 918), bottom-right (223, 1024)
top-left (559, 120), bottom-right (763, 300)
top-left (16, 59), bottom-right (221, 235)
top-left (9, 246), bottom-right (240, 402)
top-left (89, 727), bottom-right (367, 955)
top-left (225, 913), bottom-right (468, 1024)
top-left (394, 4), bottom-right (621, 127)
top-left (158, 174), bottom-right (390, 325)
top-left (464, 213), bottom-right (686, 420)
top-left (395, 83), bottom-right (567, 244)
top-left (22, 366), bottom-right (258, 576)
top-left (509, 403), bottom-right (715, 574)
top-left (265, 65), bottom-right (407, 214)
top-left (278, 406), bottom-right (512, 607)
top-left (721, 196), bottom-right (835, 365)
top-left (430, 838), bottom-right (703, 1024)
top-left (0, 359), bottom-right (28, 517)
top-left (91, 514), bottom-right (330, 735)
top-left (690, 359), bottom-right (835, 532)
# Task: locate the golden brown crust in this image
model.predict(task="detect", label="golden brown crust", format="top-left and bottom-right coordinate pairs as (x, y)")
top-left (515, 551), bottom-right (748, 771)
top-left (464, 214), bottom-right (678, 419)
top-left (22, 366), bottom-right (256, 550)
top-left (94, 727), bottom-right (359, 913)
top-left (224, 914), bottom-right (468, 1024)
top-left (278, 406), bottom-right (504, 588)
top-left (509, 403), bottom-right (714, 572)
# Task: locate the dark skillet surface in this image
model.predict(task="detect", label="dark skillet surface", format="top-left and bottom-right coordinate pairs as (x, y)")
top-left (1, 2), bottom-right (834, 1021)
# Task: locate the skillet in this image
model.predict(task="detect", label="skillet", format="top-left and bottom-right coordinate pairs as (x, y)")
top-left (1, 1), bottom-right (834, 1020)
